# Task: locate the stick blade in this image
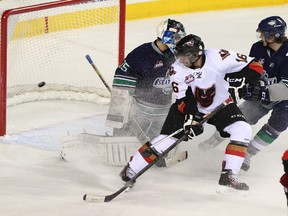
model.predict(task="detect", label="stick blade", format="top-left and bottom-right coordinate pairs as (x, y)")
top-left (83, 194), bottom-right (106, 203)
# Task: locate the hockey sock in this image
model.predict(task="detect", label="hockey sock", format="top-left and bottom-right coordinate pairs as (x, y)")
top-left (129, 135), bottom-right (178, 174)
top-left (250, 123), bottom-right (280, 153)
top-left (224, 141), bottom-right (248, 174)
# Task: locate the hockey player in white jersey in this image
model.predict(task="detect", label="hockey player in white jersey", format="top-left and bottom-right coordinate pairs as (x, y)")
top-left (120, 34), bottom-right (264, 193)
top-left (198, 16), bottom-right (288, 172)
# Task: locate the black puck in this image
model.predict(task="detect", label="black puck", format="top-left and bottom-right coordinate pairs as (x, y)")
top-left (38, 81), bottom-right (46, 88)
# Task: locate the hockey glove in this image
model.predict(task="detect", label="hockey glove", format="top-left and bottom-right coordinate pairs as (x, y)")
top-left (243, 77), bottom-right (271, 101)
top-left (183, 113), bottom-right (204, 139)
top-left (242, 83), bottom-right (261, 101)
top-left (227, 77), bottom-right (247, 103)
top-left (177, 86), bottom-right (198, 114)
top-left (260, 86), bottom-right (275, 108)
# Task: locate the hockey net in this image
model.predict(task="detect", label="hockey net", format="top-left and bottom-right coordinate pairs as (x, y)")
top-left (0, 0), bottom-right (126, 135)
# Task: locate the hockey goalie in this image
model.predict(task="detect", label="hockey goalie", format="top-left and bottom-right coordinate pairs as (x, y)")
top-left (61, 19), bottom-right (188, 166)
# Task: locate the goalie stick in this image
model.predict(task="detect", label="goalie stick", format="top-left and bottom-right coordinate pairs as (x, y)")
top-left (85, 54), bottom-right (111, 93)
top-left (83, 97), bottom-right (232, 203)
top-left (85, 55), bottom-right (187, 167)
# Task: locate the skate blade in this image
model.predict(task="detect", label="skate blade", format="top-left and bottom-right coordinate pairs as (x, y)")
top-left (216, 185), bottom-right (249, 197)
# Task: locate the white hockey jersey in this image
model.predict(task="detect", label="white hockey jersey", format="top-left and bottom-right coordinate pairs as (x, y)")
top-left (170, 49), bottom-right (254, 114)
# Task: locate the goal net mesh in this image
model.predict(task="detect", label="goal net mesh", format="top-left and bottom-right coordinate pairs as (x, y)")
top-left (2, 0), bottom-right (123, 107)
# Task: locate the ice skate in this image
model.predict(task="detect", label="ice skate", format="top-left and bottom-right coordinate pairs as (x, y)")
top-left (217, 169), bottom-right (249, 196)
top-left (241, 152), bottom-right (252, 171)
top-left (119, 164), bottom-right (136, 189)
top-left (198, 130), bottom-right (225, 152)
top-left (241, 143), bottom-right (260, 171)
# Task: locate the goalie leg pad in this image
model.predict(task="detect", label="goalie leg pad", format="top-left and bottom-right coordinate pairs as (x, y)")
top-left (60, 133), bottom-right (140, 166)
top-left (105, 136), bottom-right (140, 166)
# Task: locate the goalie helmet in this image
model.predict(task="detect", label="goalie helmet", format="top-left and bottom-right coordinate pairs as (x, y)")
top-left (156, 19), bottom-right (186, 49)
top-left (174, 34), bottom-right (205, 64)
top-left (257, 16), bottom-right (287, 40)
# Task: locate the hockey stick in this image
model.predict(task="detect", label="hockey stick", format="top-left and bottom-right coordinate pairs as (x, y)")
top-left (85, 54), bottom-right (111, 93)
top-left (85, 56), bottom-right (185, 166)
top-left (83, 97), bottom-right (232, 202)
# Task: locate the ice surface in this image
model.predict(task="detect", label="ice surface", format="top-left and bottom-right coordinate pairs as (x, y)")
top-left (1, 4), bottom-right (288, 216)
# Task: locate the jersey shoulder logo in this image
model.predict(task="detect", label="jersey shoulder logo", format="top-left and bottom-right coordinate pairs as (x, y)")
top-left (219, 49), bottom-right (230, 60)
top-left (154, 60), bottom-right (164, 69)
top-left (168, 66), bottom-right (176, 76)
top-left (259, 58), bottom-right (265, 65)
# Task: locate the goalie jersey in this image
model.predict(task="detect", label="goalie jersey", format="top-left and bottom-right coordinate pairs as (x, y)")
top-left (112, 41), bottom-right (175, 107)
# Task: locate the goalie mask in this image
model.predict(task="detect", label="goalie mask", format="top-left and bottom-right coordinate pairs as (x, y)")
top-left (156, 19), bottom-right (186, 50)
top-left (174, 34), bottom-right (205, 65)
top-left (256, 16), bottom-right (287, 42)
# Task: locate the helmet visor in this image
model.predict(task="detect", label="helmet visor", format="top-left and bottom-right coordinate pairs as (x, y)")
top-left (175, 51), bottom-right (200, 66)
top-left (256, 29), bottom-right (275, 41)
top-left (162, 30), bottom-right (186, 46)
top-left (162, 30), bottom-right (176, 44)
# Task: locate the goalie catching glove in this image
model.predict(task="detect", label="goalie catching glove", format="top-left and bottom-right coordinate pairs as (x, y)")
top-left (183, 113), bottom-right (204, 139)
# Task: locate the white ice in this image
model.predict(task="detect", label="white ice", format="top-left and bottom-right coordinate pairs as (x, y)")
top-left (1, 4), bottom-right (288, 216)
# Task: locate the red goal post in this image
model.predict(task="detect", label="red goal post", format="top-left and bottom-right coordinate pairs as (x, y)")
top-left (0, 0), bottom-right (126, 136)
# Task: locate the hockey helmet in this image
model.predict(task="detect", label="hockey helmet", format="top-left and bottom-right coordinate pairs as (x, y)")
top-left (156, 19), bottom-right (186, 49)
top-left (174, 34), bottom-right (205, 63)
top-left (257, 16), bottom-right (287, 40)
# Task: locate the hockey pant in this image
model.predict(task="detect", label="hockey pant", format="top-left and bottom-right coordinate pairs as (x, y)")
top-left (128, 102), bottom-right (252, 175)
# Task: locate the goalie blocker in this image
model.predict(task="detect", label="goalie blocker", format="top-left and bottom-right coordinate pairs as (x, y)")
top-left (105, 88), bottom-right (132, 128)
